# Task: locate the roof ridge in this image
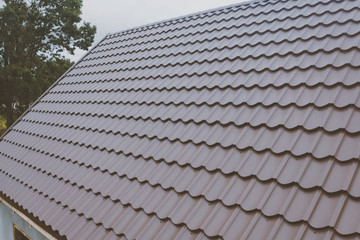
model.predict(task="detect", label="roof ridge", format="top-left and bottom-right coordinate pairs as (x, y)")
top-left (105, 0), bottom-right (280, 38)
top-left (102, 0), bottom-right (340, 45)
top-left (81, 25), bottom-right (360, 64)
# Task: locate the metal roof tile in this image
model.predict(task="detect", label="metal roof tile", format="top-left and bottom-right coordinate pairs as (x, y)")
top-left (1, 0), bottom-right (360, 239)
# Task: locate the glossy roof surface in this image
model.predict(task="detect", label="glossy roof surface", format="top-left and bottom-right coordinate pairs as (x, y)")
top-left (1, 0), bottom-right (360, 239)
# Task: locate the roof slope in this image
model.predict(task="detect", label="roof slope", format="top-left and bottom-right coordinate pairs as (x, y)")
top-left (1, 0), bottom-right (360, 239)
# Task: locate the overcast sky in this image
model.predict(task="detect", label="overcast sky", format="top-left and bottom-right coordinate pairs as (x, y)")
top-left (66, 0), bottom-right (248, 62)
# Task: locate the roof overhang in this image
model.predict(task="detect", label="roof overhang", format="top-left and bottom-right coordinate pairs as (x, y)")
top-left (0, 195), bottom-right (57, 240)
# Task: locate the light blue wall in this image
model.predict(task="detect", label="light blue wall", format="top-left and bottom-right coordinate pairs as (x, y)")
top-left (0, 202), bottom-right (48, 240)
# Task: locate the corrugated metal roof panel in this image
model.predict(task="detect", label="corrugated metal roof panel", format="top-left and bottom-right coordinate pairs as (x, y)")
top-left (1, 0), bottom-right (360, 239)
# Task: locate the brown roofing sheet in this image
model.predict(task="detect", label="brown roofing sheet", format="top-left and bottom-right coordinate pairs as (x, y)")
top-left (1, 0), bottom-right (360, 239)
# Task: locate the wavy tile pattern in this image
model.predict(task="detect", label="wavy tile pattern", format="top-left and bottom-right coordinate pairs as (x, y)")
top-left (1, 0), bottom-right (360, 239)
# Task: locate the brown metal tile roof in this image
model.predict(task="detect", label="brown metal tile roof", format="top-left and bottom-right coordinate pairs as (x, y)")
top-left (1, 0), bottom-right (360, 239)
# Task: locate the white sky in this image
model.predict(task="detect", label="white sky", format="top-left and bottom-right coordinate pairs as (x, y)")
top-left (66, 0), bottom-right (248, 62)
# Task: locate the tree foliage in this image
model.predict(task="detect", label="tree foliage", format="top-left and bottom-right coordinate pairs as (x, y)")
top-left (0, 0), bottom-right (96, 127)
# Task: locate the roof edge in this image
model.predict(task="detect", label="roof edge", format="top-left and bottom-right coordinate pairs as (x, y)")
top-left (0, 34), bottom-right (108, 141)
top-left (0, 196), bottom-right (58, 240)
top-left (106, 0), bottom-right (268, 38)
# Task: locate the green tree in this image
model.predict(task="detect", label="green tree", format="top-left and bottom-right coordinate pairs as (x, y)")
top-left (0, 0), bottom-right (96, 127)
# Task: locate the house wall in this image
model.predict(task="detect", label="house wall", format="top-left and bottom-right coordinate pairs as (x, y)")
top-left (0, 202), bottom-right (48, 240)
